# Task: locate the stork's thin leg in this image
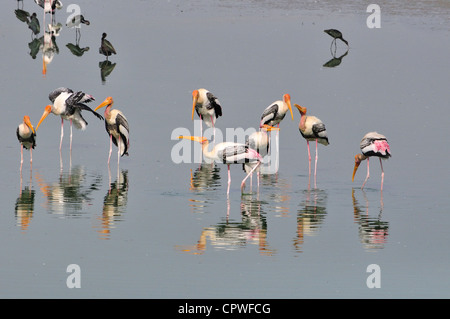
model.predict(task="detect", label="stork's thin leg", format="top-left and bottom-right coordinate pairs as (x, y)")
top-left (69, 119), bottom-right (73, 154)
top-left (20, 145), bottom-right (24, 172)
top-left (379, 158), bottom-right (384, 191)
top-left (117, 135), bottom-right (121, 168)
top-left (307, 140), bottom-right (311, 176)
top-left (108, 134), bottom-right (113, 166)
top-left (227, 164), bottom-right (231, 197)
top-left (241, 162), bottom-right (261, 194)
top-left (361, 158), bottom-right (370, 189)
top-left (59, 118), bottom-right (64, 152)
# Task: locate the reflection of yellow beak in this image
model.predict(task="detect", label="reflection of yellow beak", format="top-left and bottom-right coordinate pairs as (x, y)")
top-left (36, 105), bottom-right (52, 131)
top-left (179, 135), bottom-right (207, 144)
top-left (192, 90), bottom-right (199, 121)
top-left (95, 97), bottom-right (113, 112)
top-left (24, 116), bottom-right (35, 134)
top-left (42, 58), bottom-right (47, 76)
top-left (352, 156), bottom-right (361, 182)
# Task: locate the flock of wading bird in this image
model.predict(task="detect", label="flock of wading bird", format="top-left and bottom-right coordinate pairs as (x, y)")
top-left (177, 30), bottom-right (391, 196)
top-left (181, 89), bottom-right (390, 196)
top-left (16, 89), bottom-right (129, 173)
top-left (16, 28), bottom-right (390, 195)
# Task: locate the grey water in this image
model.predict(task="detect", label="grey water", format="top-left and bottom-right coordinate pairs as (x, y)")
top-left (1, 0), bottom-right (449, 298)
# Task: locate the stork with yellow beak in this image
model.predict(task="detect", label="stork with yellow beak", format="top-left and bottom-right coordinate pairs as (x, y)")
top-left (17, 115), bottom-right (36, 171)
top-left (191, 88), bottom-right (222, 140)
top-left (95, 97), bottom-right (130, 167)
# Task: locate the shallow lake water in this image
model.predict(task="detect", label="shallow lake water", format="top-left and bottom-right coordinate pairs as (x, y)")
top-left (1, 0), bottom-right (449, 298)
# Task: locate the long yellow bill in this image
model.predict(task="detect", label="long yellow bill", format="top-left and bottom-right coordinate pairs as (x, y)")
top-left (36, 105), bottom-right (52, 131)
top-left (179, 135), bottom-right (207, 144)
top-left (24, 116), bottom-right (35, 134)
top-left (352, 157), bottom-right (361, 182)
top-left (95, 97), bottom-right (113, 112)
top-left (191, 90), bottom-right (199, 121)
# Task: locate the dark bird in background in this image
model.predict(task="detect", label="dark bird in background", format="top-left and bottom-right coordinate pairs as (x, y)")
top-left (324, 29), bottom-right (349, 46)
top-left (28, 12), bottom-right (40, 35)
top-left (99, 32), bottom-right (116, 60)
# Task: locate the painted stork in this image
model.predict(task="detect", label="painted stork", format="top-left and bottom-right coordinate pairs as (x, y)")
top-left (352, 132), bottom-right (391, 191)
top-left (259, 93), bottom-right (294, 128)
top-left (178, 136), bottom-right (262, 196)
top-left (294, 104), bottom-right (329, 180)
top-left (99, 32), bottom-right (116, 60)
top-left (36, 87), bottom-right (103, 153)
top-left (94, 97), bottom-right (130, 167)
top-left (243, 124), bottom-right (279, 187)
top-left (191, 88), bottom-right (222, 140)
top-left (324, 29), bottom-right (348, 46)
top-left (17, 116), bottom-right (36, 171)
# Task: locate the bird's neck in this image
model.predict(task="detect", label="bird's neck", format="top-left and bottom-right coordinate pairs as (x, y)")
top-left (356, 153), bottom-right (367, 162)
top-left (299, 113), bottom-right (307, 131)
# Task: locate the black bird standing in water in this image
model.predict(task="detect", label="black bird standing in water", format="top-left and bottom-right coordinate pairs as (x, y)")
top-left (99, 32), bottom-right (116, 60)
top-left (324, 29), bottom-right (349, 46)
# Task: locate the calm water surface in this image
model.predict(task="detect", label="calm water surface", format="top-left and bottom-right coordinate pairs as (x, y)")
top-left (0, 0), bottom-right (449, 298)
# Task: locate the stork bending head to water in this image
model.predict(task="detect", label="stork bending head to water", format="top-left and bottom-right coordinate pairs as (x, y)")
top-left (178, 136), bottom-right (261, 196)
top-left (352, 132), bottom-right (391, 191)
top-left (324, 29), bottom-right (348, 46)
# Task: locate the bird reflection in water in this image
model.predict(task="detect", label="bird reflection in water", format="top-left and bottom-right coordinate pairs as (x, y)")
top-left (351, 189), bottom-right (389, 250)
top-left (175, 195), bottom-right (274, 256)
top-left (293, 188), bottom-right (327, 254)
top-left (323, 50), bottom-right (349, 68)
top-left (260, 174), bottom-right (291, 217)
top-left (188, 164), bottom-right (221, 214)
top-left (99, 60), bottom-right (117, 84)
top-left (15, 170), bottom-right (35, 232)
top-left (34, 166), bottom-right (102, 218)
top-left (323, 29), bottom-right (349, 68)
top-left (41, 27), bottom-right (59, 76)
top-left (95, 169), bottom-right (129, 240)
top-left (66, 14), bottom-right (90, 57)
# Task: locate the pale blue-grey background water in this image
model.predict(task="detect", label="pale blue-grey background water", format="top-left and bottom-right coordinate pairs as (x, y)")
top-left (0, 0), bottom-right (449, 298)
